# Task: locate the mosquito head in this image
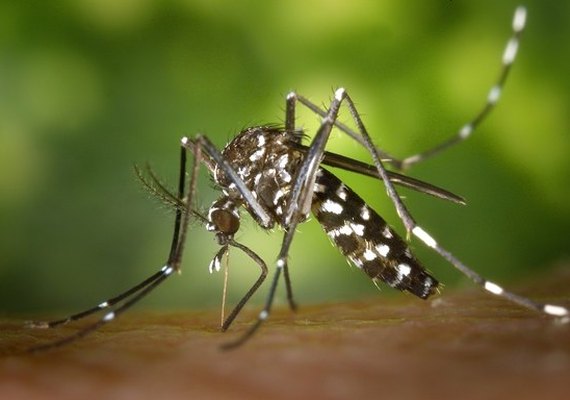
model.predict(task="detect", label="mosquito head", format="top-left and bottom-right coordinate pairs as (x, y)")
top-left (206, 197), bottom-right (241, 245)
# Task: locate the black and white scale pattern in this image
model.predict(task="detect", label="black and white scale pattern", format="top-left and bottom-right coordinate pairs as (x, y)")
top-left (211, 126), bottom-right (305, 229)
top-left (312, 168), bottom-right (438, 298)
top-left (210, 125), bottom-right (438, 299)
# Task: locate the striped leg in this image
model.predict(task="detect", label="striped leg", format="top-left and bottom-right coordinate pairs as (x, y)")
top-left (400, 6), bottom-right (527, 169)
top-left (290, 7), bottom-right (528, 171)
top-left (337, 86), bottom-right (569, 321)
top-left (25, 138), bottom-right (200, 353)
top-left (411, 226), bottom-right (569, 320)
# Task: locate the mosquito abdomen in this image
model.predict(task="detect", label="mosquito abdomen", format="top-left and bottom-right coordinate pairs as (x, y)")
top-left (312, 168), bottom-right (439, 299)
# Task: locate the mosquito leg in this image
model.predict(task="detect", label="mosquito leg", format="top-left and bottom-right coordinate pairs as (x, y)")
top-left (171, 137), bottom-right (201, 270)
top-left (285, 91), bottom-right (296, 133)
top-left (292, 93), bottom-right (400, 167)
top-left (26, 268), bottom-right (170, 329)
top-left (220, 240), bottom-right (268, 331)
top-left (330, 89), bottom-right (417, 237)
top-left (281, 260), bottom-right (297, 312)
top-left (26, 138), bottom-right (199, 352)
top-left (293, 7), bottom-right (527, 172)
top-left (400, 6), bottom-right (527, 169)
top-left (222, 204), bottom-right (316, 350)
top-left (280, 89), bottom-right (353, 309)
top-left (27, 267), bottom-right (174, 353)
top-left (220, 265), bottom-right (281, 351)
top-left (221, 237), bottom-right (288, 351)
top-left (280, 91), bottom-right (297, 312)
top-left (277, 92), bottom-right (308, 312)
top-left (410, 226), bottom-right (569, 321)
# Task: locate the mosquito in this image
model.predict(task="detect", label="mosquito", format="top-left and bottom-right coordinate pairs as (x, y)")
top-left (26, 6), bottom-right (568, 352)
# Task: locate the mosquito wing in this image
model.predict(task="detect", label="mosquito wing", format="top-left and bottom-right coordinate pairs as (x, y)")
top-left (292, 143), bottom-right (465, 205)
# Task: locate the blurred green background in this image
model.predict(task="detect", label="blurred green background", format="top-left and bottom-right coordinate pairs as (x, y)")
top-left (1, 1), bottom-right (569, 316)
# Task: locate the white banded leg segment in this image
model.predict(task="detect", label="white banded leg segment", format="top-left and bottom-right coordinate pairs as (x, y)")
top-left (335, 87), bottom-right (346, 101)
top-left (503, 38), bottom-right (519, 65)
top-left (98, 301), bottom-right (110, 309)
top-left (161, 264), bottom-right (175, 275)
top-left (459, 124), bottom-right (473, 139)
top-left (103, 311), bottom-right (116, 322)
top-left (398, 7), bottom-right (528, 170)
top-left (484, 281), bottom-right (504, 295)
top-left (513, 6), bottom-right (527, 32)
top-left (28, 262), bottom-right (177, 335)
top-left (430, 239), bottom-right (570, 320)
top-left (487, 86), bottom-right (501, 105)
top-left (543, 304), bottom-right (568, 318)
top-left (412, 226), bottom-right (437, 248)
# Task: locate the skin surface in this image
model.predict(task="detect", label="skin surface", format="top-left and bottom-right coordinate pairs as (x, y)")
top-left (1, 271), bottom-right (569, 400)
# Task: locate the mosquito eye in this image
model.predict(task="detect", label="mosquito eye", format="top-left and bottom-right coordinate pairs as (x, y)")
top-left (210, 209), bottom-right (240, 235)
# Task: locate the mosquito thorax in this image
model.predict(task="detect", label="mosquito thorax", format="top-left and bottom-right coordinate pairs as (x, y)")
top-left (212, 126), bottom-right (305, 227)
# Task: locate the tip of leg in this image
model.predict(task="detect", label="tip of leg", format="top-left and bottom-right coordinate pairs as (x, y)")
top-left (219, 340), bottom-right (241, 352)
top-left (289, 301), bottom-right (298, 313)
top-left (544, 304), bottom-right (569, 317)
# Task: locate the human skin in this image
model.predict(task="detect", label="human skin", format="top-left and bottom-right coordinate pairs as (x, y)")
top-left (1, 271), bottom-right (569, 400)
